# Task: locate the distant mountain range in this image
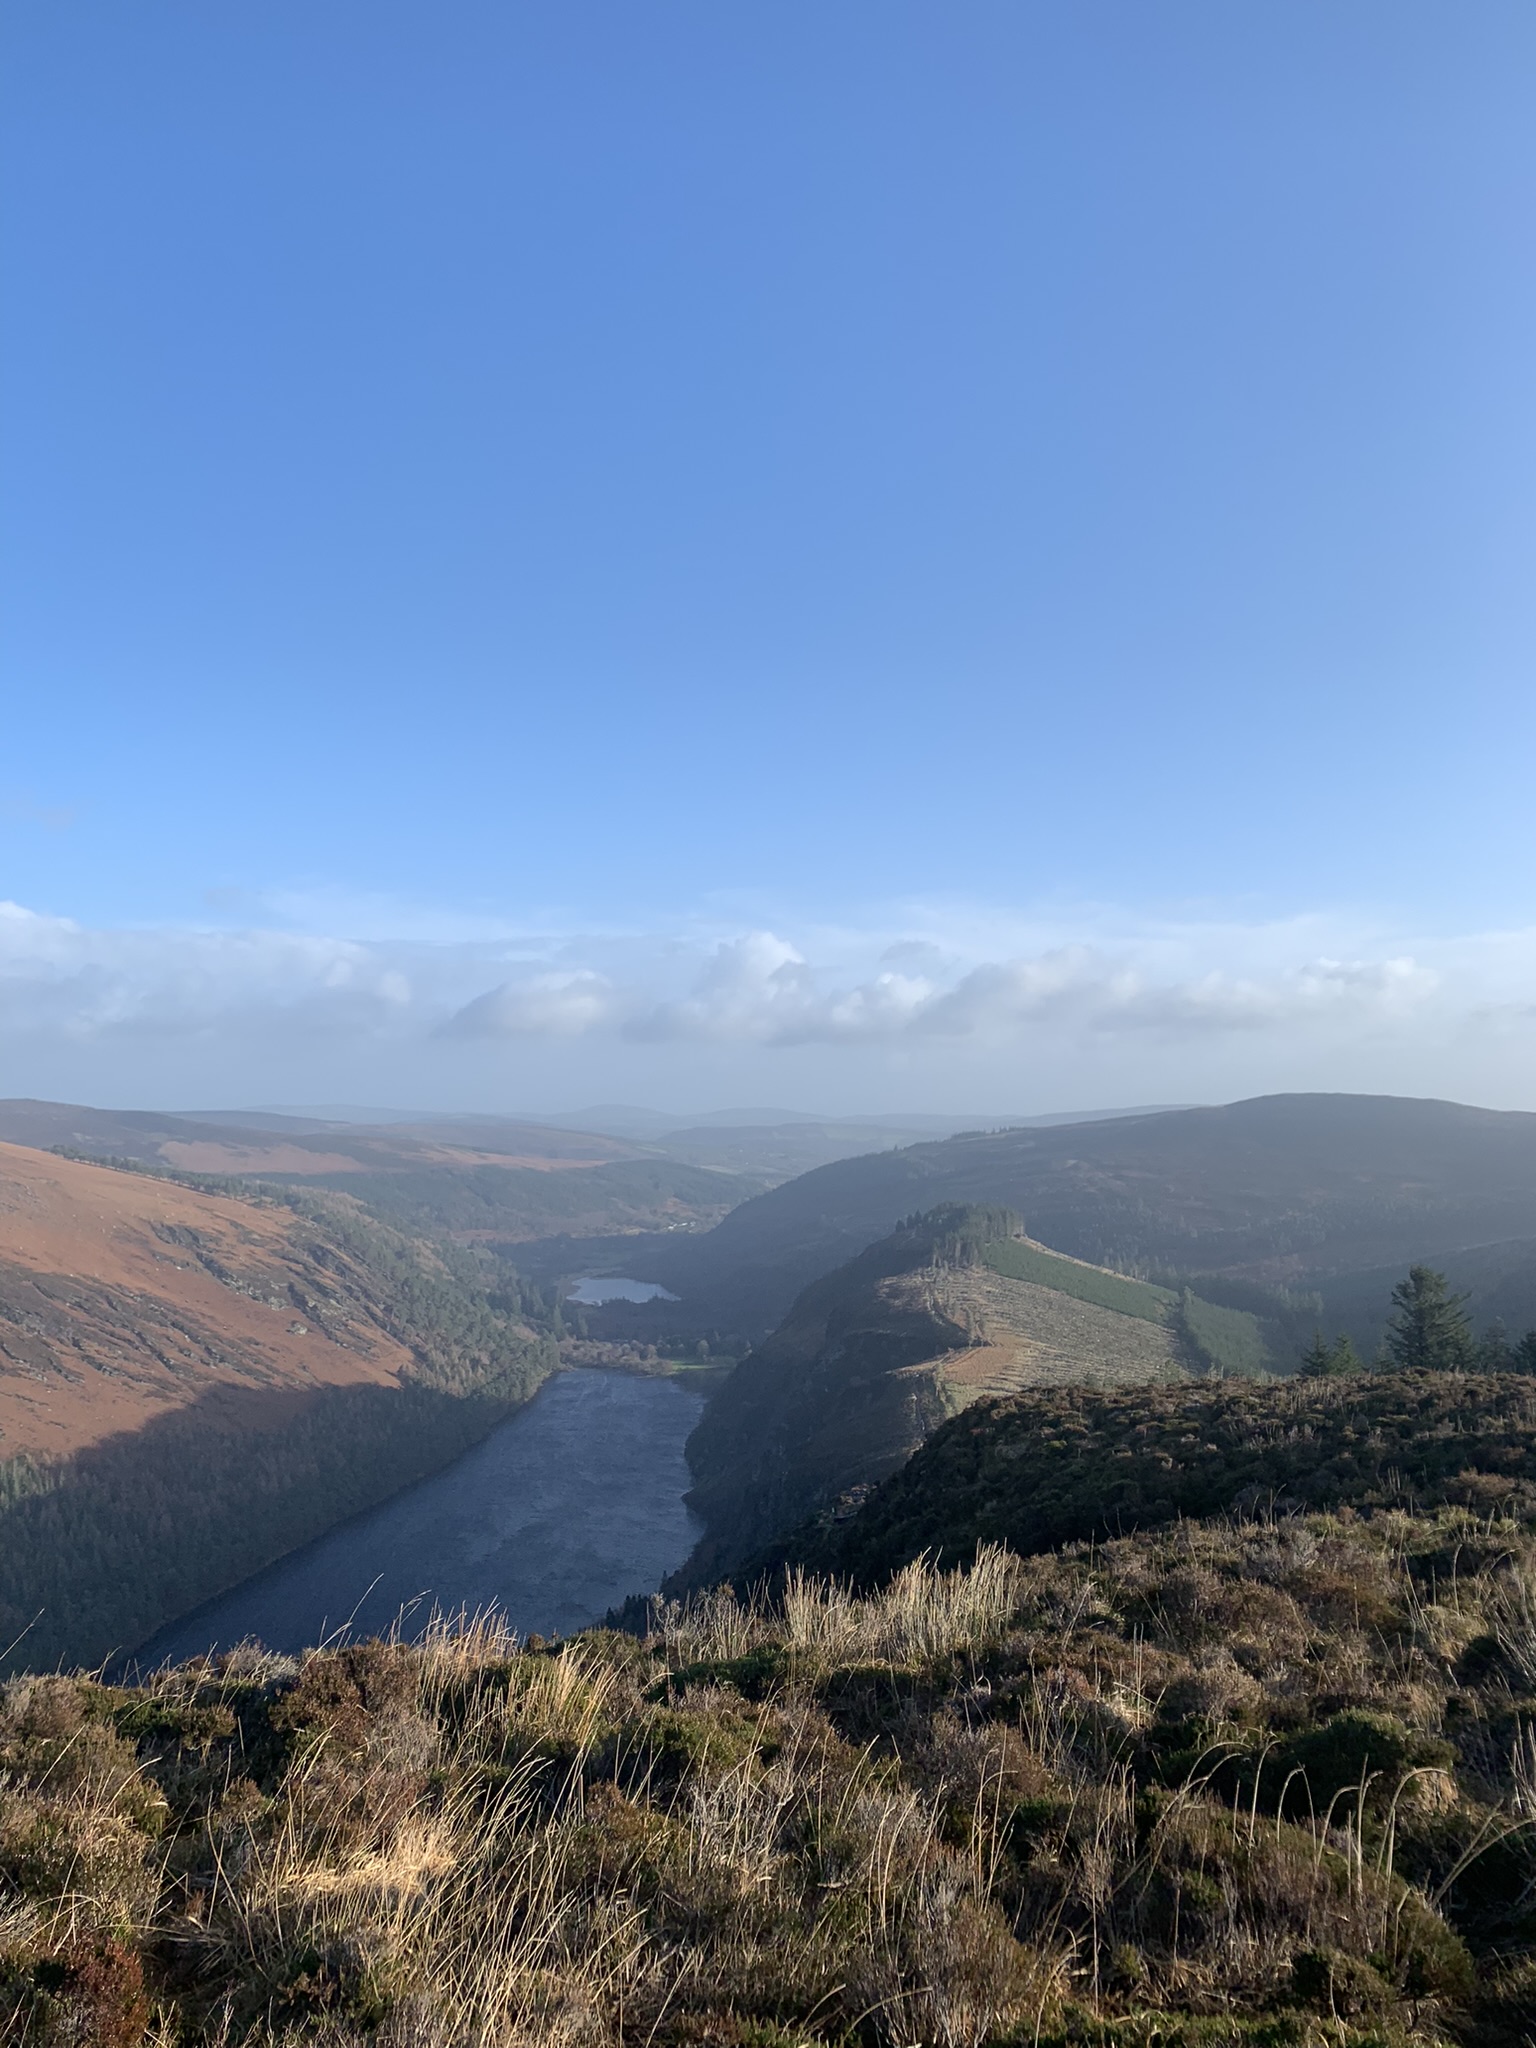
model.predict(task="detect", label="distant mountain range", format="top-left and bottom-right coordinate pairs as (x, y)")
top-left (238, 1101), bottom-right (1197, 1138)
top-left (530, 1102), bottom-right (1195, 1139)
top-left (0, 1095), bottom-right (1199, 1249)
top-left (0, 1098), bottom-right (764, 1244)
top-left (18, 1090), bottom-right (1534, 1352)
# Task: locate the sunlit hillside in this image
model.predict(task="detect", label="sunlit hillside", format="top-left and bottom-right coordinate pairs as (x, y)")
top-left (8, 1513), bottom-right (1536, 2044)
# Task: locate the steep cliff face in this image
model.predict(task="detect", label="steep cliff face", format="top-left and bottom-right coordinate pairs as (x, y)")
top-left (675, 1206), bottom-right (1195, 1586)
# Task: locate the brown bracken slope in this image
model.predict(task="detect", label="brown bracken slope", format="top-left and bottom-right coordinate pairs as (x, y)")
top-left (0, 1142), bottom-right (414, 1462)
top-left (0, 1099), bottom-right (763, 1248)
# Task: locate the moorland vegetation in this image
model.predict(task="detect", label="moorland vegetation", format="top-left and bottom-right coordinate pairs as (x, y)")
top-left (11, 1508), bottom-right (1536, 2044)
top-left (795, 1370), bottom-right (1536, 1587)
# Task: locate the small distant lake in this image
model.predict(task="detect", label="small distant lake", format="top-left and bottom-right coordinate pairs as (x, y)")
top-left (568, 1276), bottom-right (679, 1304)
top-left (128, 1369), bottom-right (704, 1669)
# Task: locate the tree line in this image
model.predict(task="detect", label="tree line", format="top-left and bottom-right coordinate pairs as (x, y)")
top-left (1301, 1263), bottom-right (1536, 1377)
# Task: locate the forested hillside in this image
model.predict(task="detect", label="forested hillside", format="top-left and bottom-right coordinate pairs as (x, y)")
top-left (0, 1145), bottom-right (558, 1673)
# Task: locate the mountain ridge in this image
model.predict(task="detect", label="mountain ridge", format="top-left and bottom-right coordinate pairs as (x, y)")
top-left (618, 1092), bottom-right (1536, 1338)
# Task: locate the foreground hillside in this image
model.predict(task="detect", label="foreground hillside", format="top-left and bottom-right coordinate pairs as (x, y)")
top-left (800, 1369), bottom-right (1536, 1584)
top-left (627, 1093), bottom-right (1536, 1336)
top-left (0, 1146), bottom-right (556, 1673)
top-left (678, 1206), bottom-right (1270, 1585)
top-left (8, 1512), bottom-right (1536, 2045)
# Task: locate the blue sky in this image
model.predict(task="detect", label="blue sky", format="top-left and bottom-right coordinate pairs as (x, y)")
top-left (3, 2), bottom-right (1535, 1113)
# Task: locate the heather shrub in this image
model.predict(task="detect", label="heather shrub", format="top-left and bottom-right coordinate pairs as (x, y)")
top-left (2, 1519), bottom-right (1531, 2043)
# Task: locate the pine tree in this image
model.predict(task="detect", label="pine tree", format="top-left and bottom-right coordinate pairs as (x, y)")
top-left (1329, 1333), bottom-right (1363, 1375)
top-left (1384, 1266), bottom-right (1474, 1372)
top-left (1513, 1330), bottom-right (1536, 1375)
top-left (1477, 1321), bottom-right (1513, 1372)
top-left (1299, 1332), bottom-right (1335, 1377)
top-left (1299, 1331), bottom-right (1362, 1377)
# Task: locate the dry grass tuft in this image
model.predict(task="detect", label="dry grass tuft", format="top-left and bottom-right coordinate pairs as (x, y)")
top-left (7, 1522), bottom-right (1536, 2043)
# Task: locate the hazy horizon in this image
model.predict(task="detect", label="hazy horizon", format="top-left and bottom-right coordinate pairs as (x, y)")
top-left (58, 1098), bottom-right (1202, 1129)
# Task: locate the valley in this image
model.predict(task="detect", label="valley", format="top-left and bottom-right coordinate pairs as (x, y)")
top-left (8, 1087), bottom-right (1536, 1679)
top-left (128, 1366), bottom-right (704, 1667)
top-left (9, 1089), bottom-right (1536, 2048)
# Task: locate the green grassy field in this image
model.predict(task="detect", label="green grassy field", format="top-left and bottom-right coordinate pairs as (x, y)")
top-left (980, 1238), bottom-right (1274, 1376)
top-left (981, 1235), bottom-right (1174, 1321)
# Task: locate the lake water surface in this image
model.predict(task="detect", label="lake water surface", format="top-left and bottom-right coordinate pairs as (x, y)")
top-left (130, 1369), bottom-right (704, 1668)
top-left (567, 1276), bottom-right (679, 1304)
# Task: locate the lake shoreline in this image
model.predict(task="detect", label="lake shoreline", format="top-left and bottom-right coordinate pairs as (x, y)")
top-left (121, 1367), bottom-right (708, 1673)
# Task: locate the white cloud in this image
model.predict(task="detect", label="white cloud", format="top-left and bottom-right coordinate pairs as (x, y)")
top-left (445, 971), bottom-right (615, 1039)
top-left (0, 893), bottom-right (1533, 1110)
top-left (0, 901), bottom-right (416, 1041)
top-left (600, 937), bottom-right (1445, 1046)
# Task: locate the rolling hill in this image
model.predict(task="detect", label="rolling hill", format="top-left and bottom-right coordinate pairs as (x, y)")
top-left (0, 1098), bottom-right (762, 1247)
top-left (621, 1092), bottom-right (1536, 1339)
top-left (674, 1204), bottom-right (1270, 1585)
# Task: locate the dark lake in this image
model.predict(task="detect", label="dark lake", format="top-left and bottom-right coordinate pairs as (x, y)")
top-left (567, 1275), bottom-right (679, 1304)
top-left (128, 1368), bottom-right (705, 1668)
